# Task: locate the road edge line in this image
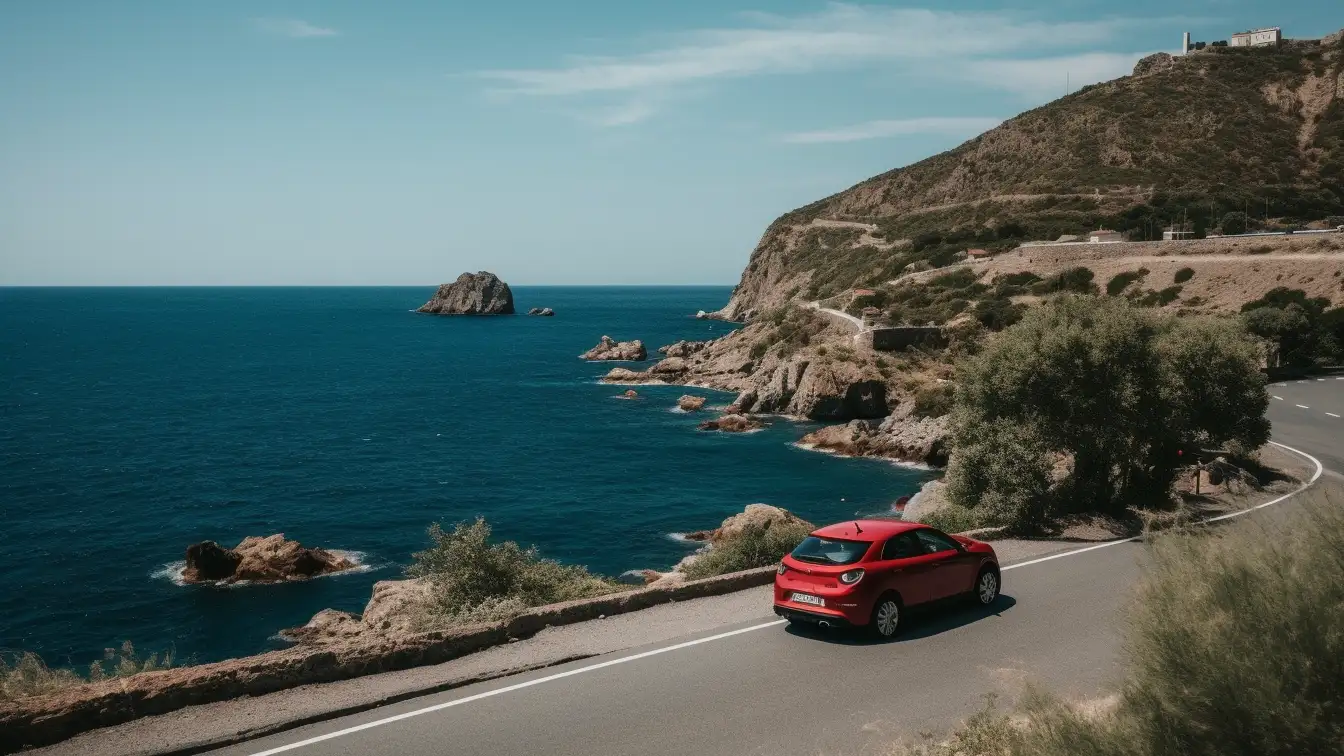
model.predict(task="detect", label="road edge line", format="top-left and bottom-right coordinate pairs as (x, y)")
top-left (1004, 440), bottom-right (1322, 571)
top-left (247, 620), bottom-right (788, 756)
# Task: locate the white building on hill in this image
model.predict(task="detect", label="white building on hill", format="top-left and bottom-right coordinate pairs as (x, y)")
top-left (1231, 27), bottom-right (1281, 47)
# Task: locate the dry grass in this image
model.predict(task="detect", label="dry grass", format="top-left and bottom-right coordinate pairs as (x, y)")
top-left (876, 485), bottom-right (1344, 756)
top-left (0, 642), bottom-right (177, 702)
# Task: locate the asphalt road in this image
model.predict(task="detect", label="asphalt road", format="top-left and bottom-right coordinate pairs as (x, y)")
top-left (210, 381), bottom-right (1340, 756)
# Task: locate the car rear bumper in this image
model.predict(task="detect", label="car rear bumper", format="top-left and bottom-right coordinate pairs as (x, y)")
top-left (773, 605), bottom-right (858, 628)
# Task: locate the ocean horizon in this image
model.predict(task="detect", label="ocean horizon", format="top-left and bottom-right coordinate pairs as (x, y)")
top-left (0, 286), bottom-right (931, 666)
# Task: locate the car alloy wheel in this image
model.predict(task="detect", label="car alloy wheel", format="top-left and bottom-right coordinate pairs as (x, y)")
top-left (977, 571), bottom-right (999, 605)
top-left (873, 599), bottom-right (901, 638)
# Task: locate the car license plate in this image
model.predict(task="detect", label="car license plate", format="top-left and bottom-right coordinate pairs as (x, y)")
top-left (791, 592), bottom-right (824, 607)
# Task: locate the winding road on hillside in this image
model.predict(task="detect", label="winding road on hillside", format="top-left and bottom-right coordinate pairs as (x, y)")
top-left (194, 381), bottom-right (1340, 756)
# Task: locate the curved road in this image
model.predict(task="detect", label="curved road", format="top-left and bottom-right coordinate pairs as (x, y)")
top-left (213, 381), bottom-right (1340, 756)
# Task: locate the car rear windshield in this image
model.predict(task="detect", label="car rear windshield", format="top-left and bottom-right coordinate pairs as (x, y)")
top-left (790, 536), bottom-right (869, 565)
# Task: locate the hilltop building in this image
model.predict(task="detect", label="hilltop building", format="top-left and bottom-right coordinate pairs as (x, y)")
top-left (1231, 27), bottom-right (1281, 47)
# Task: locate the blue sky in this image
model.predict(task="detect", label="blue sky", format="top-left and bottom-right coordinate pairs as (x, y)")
top-left (2, 1), bottom-right (1338, 285)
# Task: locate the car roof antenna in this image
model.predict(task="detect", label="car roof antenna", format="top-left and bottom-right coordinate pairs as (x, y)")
top-left (853, 522), bottom-right (863, 534)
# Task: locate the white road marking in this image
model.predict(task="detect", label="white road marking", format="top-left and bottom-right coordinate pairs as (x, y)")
top-left (1273, 396), bottom-right (1283, 400)
top-left (1328, 413), bottom-right (1341, 418)
top-left (1296, 404), bottom-right (1310, 409)
top-left (244, 443), bottom-right (1325, 756)
top-left (248, 621), bottom-right (788, 756)
top-left (1317, 378), bottom-right (1327, 382)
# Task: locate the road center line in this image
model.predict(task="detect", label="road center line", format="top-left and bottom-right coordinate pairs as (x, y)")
top-left (1273, 396), bottom-right (1283, 400)
top-left (245, 443), bottom-right (1324, 756)
top-left (1296, 404), bottom-right (1310, 409)
top-left (1328, 412), bottom-right (1340, 418)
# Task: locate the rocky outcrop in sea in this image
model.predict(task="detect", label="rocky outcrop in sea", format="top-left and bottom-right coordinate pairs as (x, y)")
top-left (581, 335), bottom-right (647, 361)
top-left (417, 271), bottom-right (515, 315)
top-left (677, 395), bottom-right (707, 412)
top-left (698, 414), bottom-right (764, 433)
top-left (183, 535), bottom-right (357, 584)
top-left (659, 340), bottom-right (709, 358)
top-left (527, 307), bottom-right (555, 316)
top-left (797, 410), bottom-right (950, 467)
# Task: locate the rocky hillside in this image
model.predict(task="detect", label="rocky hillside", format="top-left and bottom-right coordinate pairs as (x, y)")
top-left (718, 33), bottom-right (1344, 320)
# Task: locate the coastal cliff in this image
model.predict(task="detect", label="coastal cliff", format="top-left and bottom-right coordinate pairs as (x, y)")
top-left (713, 36), bottom-right (1344, 321)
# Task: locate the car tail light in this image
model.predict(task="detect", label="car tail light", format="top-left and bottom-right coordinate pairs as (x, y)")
top-left (777, 562), bottom-right (788, 575)
top-left (839, 568), bottom-right (864, 585)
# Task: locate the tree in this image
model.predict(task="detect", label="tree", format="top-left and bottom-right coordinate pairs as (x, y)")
top-left (951, 297), bottom-right (1166, 520)
top-left (1220, 211), bottom-right (1249, 235)
top-left (949, 297), bottom-right (1271, 530)
top-left (1240, 288), bottom-right (1332, 366)
top-left (1144, 317), bottom-right (1271, 490)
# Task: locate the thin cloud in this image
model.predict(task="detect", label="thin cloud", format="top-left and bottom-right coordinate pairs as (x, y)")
top-left (253, 18), bottom-right (340, 39)
top-left (477, 6), bottom-right (1154, 96)
top-left (783, 116), bottom-right (1004, 144)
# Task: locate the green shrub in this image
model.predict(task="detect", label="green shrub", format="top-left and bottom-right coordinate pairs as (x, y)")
top-left (1173, 267), bottom-right (1195, 283)
top-left (1221, 211), bottom-right (1249, 235)
top-left (1106, 269), bottom-right (1149, 296)
top-left (1135, 285), bottom-right (1183, 307)
top-left (682, 522), bottom-right (813, 579)
top-left (407, 518), bottom-right (621, 625)
top-left (912, 382), bottom-right (955, 419)
top-left (973, 297), bottom-right (1026, 331)
top-left (919, 503), bottom-right (992, 535)
top-left (1031, 267), bottom-right (1098, 295)
top-left (947, 296), bottom-right (1268, 530)
top-left (1, 642), bottom-right (178, 702)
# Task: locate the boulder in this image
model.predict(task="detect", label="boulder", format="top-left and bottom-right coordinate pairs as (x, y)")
top-left (681, 504), bottom-right (813, 545)
top-left (417, 272), bottom-right (515, 315)
top-left (619, 389), bottom-right (640, 400)
top-left (713, 503), bottom-right (812, 542)
top-left (285, 578), bottom-right (433, 644)
top-left (698, 414), bottom-right (764, 433)
top-left (182, 535), bottom-right (357, 585)
top-left (581, 336), bottom-right (647, 361)
top-left (659, 340), bottom-right (709, 358)
top-left (798, 414), bottom-right (950, 466)
top-left (677, 395), bottom-right (707, 412)
top-left (602, 367), bottom-right (654, 384)
top-left (183, 541), bottom-right (241, 582)
top-left (527, 307), bottom-right (555, 316)
top-left (648, 357), bottom-right (688, 376)
top-left (902, 480), bottom-right (950, 523)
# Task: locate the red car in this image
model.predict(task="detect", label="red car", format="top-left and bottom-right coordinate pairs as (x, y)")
top-left (773, 519), bottom-right (1000, 637)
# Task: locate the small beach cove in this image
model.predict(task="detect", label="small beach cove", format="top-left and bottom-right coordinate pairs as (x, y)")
top-left (0, 286), bottom-right (932, 667)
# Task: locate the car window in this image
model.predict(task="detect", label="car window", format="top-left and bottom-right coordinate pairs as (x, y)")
top-left (914, 528), bottom-right (961, 555)
top-left (881, 533), bottom-right (921, 560)
top-left (790, 536), bottom-right (870, 565)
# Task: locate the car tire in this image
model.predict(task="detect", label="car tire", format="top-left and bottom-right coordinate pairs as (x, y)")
top-left (870, 594), bottom-right (903, 639)
top-left (973, 567), bottom-right (1000, 606)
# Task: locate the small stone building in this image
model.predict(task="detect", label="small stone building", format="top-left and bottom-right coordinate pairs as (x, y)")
top-left (1231, 27), bottom-right (1281, 47)
top-left (1088, 229), bottom-right (1124, 243)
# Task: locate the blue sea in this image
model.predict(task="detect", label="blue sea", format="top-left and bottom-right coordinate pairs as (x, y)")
top-left (0, 287), bottom-right (931, 667)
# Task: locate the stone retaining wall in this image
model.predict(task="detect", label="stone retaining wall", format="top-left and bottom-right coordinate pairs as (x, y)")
top-left (0, 567), bottom-right (777, 753)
